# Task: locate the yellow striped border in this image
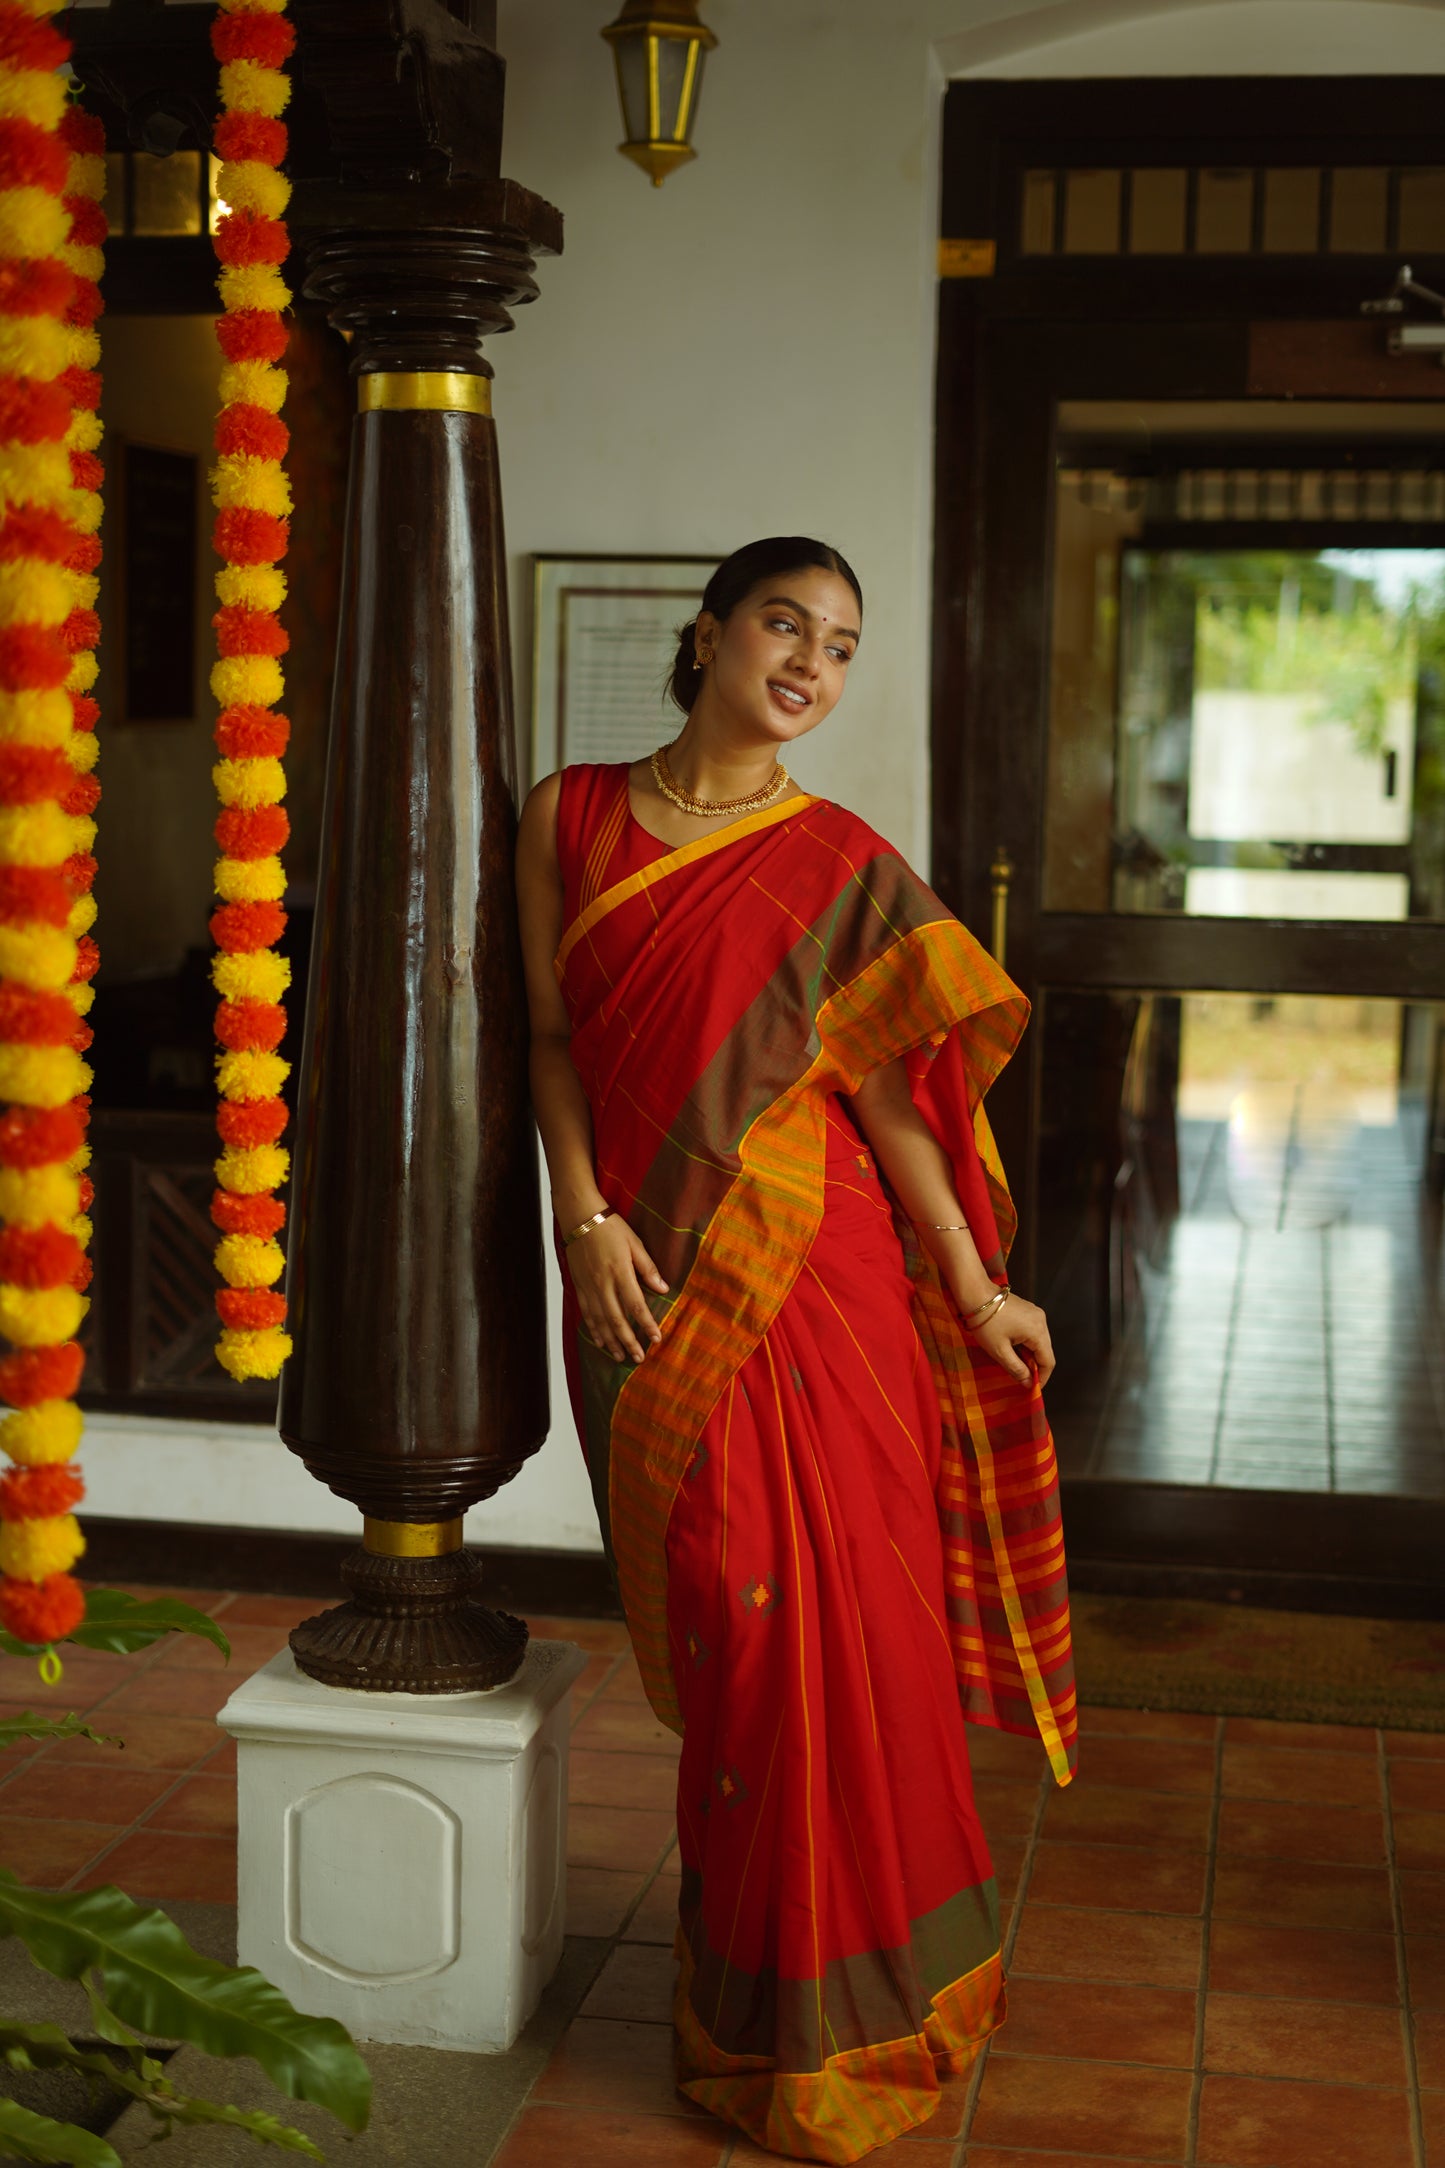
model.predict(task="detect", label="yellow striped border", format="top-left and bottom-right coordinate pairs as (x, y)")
top-left (916, 1270), bottom-right (1074, 1786)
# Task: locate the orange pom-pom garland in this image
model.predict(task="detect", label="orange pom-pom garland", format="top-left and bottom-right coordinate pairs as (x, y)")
top-left (216, 1095), bottom-right (288, 1149)
top-left (210, 899), bottom-right (285, 952)
top-left (215, 1286), bottom-right (287, 1331)
top-left (0, 1103), bottom-right (82, 1167)
top-left (215, 704), bottom-right (289, 759)
top-left (214, 997), bottom-right (286, 1053)
top-left (0, 1339), bottom-right (81, 1407)
top-left (212, 504), bottom-right (288, 564)
top-left (210, 0), bottom-right (293, 1383)
top-left (0, 864), bottom-right (72, 927)
top-left (215, 802), bottom-right (288, 859)
top-left (0, 1460), bottom-right (82, 1519)
top-left (211, 1186), bottom-right (285, 1239)
top-left (0, 1569), bottom-right (83, 1643)
top-left (0, 35), bottom-right (104, 1644)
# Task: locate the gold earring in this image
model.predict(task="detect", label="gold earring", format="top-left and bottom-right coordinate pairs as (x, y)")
top-left (696, 648), bottom-right (711, 669)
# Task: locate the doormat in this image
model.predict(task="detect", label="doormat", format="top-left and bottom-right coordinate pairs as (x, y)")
top-left (1071, 1592), bottom-right (1445, 1731)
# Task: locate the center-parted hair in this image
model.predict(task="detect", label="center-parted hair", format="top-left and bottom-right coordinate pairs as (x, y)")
top-left (669, 537), bottom-right (863, 714)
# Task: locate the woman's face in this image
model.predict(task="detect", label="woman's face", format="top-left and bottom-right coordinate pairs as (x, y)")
top-left (699, 566), bottom-right (860, 746)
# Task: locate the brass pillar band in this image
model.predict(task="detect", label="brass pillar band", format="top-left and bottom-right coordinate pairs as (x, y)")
top-left (362, 1516), bottom-right (465, 1558)
top-left (358, 372), bottom-right (492, 415)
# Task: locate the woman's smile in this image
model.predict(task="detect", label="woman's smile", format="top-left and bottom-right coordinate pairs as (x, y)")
top-left (767, 678), bottom-right (812, 714)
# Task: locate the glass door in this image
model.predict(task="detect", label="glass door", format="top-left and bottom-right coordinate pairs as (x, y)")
top-left (1035, 402), bottom-right (1445, 1509)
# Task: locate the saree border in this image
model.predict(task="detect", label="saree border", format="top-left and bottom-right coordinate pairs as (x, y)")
top-left (675, 1932), bottom-right (1004, 2164)
top-left (913, 1268), bottom-right (1076, 1784)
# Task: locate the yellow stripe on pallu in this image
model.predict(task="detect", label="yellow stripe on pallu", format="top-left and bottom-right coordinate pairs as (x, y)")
top-left (555, 793), bottom-right (817, 977)
top-left (605, 918), bottom-right (1027, 1733)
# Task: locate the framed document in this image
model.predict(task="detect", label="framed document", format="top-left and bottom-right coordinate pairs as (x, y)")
top-left (530, 552), bottom-right (718, 777)
top-left (116, 441), bottom-right (199, 724)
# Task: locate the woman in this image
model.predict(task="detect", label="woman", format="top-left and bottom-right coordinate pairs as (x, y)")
top-left (516, 537), bottom-right (1076, 2164)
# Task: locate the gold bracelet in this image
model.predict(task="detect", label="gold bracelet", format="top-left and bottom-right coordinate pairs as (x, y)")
top-left (563, 1208), bottom-right (614, 1248)
top-left (964, 1288), bottom-right (1010, 1330)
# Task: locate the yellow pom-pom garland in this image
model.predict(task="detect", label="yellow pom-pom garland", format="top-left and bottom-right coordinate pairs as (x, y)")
top-left (0, 1511), bottom-right (84, 1582)
top-left (0, 34), bottom-right (108, 1643)
top-left (0, 1398), bottom-right (83, 1467)
top-left (210, 0), bottom-right (294, 1383)
top-left (214, 853), bottom-right (285, 904)
top-left (214, 1233), bottom-right (285, 1289)
top-left (0, 1165), bottom-right (80, 1230)
top-left (216, 1047), bottom-right (289, 1101)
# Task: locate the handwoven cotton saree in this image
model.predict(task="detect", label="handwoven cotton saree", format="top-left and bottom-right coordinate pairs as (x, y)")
top-left (554, 765), bottom-right (1076, 2164)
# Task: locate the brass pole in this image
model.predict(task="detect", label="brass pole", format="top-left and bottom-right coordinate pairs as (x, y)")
top-left (989, 845), bottom-right (1014, 969)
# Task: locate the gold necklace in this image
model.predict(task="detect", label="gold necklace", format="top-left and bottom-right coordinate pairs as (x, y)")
top-left (651, 741), bottom-right (791, 819)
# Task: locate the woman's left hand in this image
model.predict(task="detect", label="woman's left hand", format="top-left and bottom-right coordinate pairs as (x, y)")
top-left (962, 1292), bottom-right (1055, 1390)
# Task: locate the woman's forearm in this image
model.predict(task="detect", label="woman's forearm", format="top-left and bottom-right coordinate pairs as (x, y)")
top-left (530, 1035), bottom-right (608, 1230)
top-left (849, 1060), bottom-right (998, 1312)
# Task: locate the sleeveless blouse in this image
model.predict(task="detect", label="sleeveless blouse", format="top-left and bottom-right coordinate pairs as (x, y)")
top-left (555, 761), bottom-right (663, 927)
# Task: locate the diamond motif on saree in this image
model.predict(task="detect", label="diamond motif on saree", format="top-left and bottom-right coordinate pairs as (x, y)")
top-left (738, 1572), bottom-right (779, 1617)
top-left (714, 1764), bottom-right (748, 1808)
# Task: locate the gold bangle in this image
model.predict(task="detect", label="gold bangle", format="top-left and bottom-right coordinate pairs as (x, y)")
top-left (563, 1207), bottom-right (614, 1247)
top-left (964, 1288), bottom-right (1010, 1330)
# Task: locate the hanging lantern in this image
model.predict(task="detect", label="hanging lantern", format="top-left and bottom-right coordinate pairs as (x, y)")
top-left (600, 0), bottom-right (717, 188)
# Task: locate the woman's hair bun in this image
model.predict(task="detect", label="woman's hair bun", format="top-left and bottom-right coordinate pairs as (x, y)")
top-left (668, 617), bottom-right (700, 715)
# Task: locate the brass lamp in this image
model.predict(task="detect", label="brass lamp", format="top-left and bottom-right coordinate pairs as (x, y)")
top-left (600, 0), bottom-right (717, 187)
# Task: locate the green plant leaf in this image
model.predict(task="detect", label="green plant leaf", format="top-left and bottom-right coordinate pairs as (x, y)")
top-left (0, 2022), bottom-right (325, 2159)
top-left (79, 1975), bottom-right (153, 2069)
top-left (0, 1591), bottom-right (230, 1663)
top-left (0, 2097), bottom-right (120, 2166)
top-left (0, 2016), bottom-right (158, 2091)
top-left (0, 1713), bottom-right (120, 1752)
top-left (64, 1591), bottom-right (231, 1660)
top-left (0, 1880), bottom-right (369, 2133)
top-left (0, 2017), bottom-right (82, 2066)
top-left (132, 2093), bottom-right (326, 2159)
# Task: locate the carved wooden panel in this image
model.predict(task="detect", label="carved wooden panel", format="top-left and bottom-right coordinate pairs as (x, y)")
top-left (82, 1112), bottom-right (279, 1423)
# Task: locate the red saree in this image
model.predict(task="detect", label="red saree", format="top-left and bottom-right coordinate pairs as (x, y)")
top-left (554, 764), bottom-right (1076, 2163)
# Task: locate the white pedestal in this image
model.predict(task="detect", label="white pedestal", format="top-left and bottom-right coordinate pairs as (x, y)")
top-left (218, 1637), bottom-right (588, 2052)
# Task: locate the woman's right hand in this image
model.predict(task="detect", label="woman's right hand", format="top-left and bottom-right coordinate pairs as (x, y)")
top-left (567, 1214), bottom-right (670, 1364)
top-left (970, 1293), bottom-right (1055, 1391)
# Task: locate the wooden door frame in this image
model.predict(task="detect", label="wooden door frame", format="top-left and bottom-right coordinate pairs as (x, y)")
top-left (931, 78), bottom-right (1445, 1605)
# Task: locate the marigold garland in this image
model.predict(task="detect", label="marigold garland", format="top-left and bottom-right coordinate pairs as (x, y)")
top-left (0, 3), bottom-right (104, 1651)
top-left (210, 0), bottom-right (293, 1384)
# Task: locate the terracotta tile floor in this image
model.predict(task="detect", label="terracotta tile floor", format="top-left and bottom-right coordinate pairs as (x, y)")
top-left (0, 1593), bottom-right (1438, 2164)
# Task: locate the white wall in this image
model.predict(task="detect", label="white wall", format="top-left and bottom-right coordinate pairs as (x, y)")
top-left (496, 0), bottom-right (1445, 867)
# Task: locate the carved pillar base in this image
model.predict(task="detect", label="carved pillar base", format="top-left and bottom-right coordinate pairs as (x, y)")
top-left (290, 1523), bottom-right (527, 1694)
top-left (220, 1639), bottom-right (589, 2052)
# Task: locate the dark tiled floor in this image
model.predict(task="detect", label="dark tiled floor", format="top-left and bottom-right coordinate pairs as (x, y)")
top-left (1062, 1101), bottom-right (1445, 1498)
top-left (1, 1597), bottom-right (1438, 2163)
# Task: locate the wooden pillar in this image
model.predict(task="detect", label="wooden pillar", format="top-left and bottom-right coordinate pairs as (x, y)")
top-left (278, 192), bottom-right (560, 1692)
top-left (69, 0), bottom-right (562, 1693)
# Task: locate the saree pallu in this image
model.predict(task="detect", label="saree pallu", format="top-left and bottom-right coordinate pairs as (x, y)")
top-left (555, 777), bottom-right (1077, 2162)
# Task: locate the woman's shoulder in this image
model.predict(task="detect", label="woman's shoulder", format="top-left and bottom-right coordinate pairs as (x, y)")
top-left (525, 761), bottom-right (629, 817)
